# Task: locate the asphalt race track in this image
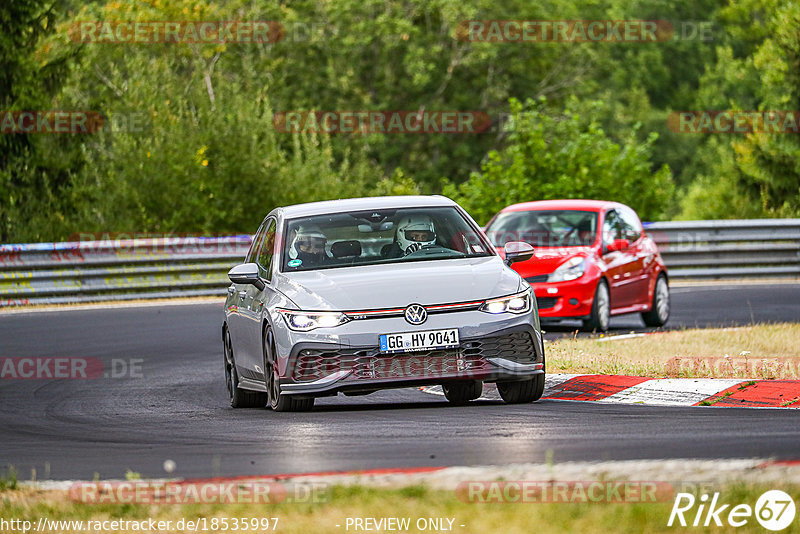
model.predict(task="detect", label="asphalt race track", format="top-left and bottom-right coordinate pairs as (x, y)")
top-left (1, 283), bottom-right (799, 480)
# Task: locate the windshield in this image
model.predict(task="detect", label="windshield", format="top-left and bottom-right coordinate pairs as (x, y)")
top-left (485, 210), bottom-right (599, 248)
top-left (282, 207), bottom-right (493, 272)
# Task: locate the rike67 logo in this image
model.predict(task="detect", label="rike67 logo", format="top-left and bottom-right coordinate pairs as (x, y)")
top-left (668, 490), bottom-right (796, 531)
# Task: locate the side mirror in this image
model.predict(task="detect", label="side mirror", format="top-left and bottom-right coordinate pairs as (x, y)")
top-left (228, 262), bottom-right (265, 291)
top-left (503, 241), bottom-right (534, 265)
top-left (606, 239), bottom-right (630, 253)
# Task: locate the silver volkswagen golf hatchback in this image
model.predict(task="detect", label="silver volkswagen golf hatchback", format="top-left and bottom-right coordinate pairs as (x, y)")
top-left (223, 196), bottom-right (545, 411)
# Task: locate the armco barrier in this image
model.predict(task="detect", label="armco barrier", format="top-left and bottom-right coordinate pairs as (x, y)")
top-left (0, 236), bottom-right (251, 306)
top-left (644, 219), bottom-right (800, 279)
top-left (1, 219), bottom-right (798, 307)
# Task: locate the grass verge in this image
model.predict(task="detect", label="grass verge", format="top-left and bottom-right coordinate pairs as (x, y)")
top-left (547, 323), bottom-right (800, 378)
top-left (1, 483), bottom-right (799, 533)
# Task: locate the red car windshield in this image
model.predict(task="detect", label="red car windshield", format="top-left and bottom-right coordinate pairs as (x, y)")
top-left (486, 210), bottom-right (599, 248)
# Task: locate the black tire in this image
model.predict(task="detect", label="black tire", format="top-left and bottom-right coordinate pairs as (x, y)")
top-left (641, 274), bottom-right (670, 327)
top-left (583, 279), bottom-right (611, 332)
top-left (224, 327), bottom-right (267, 408)
top-left (497, 373), bottom-right (545, 404)
top-left (264, 328), bottom-right (314, 412)
top-left (442, 381), bottom-right (483, 405)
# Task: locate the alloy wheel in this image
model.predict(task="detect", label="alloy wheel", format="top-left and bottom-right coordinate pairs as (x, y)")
top-left (596, 283), bottom-right (610, 331)
top-left (224, 330), bottom-right (235, 401)
top-left (656, 277), bottom-right (670, 322)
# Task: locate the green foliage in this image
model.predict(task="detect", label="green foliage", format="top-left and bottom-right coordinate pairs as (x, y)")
top-left (26, 0), bottom-right (417, 239)
top-left (444, 98), bottom-right (674, 224)
top-left (3, 0), bottom-right (799, 242)
top-left (0, 468), bottom-right (17, 491)
top-left (0, 0), bottom-right (82, 242)
top-left (678, 1), bottom-right (800, 219)
top-left (733, 2), bottom-right (800, 217)
top-left (678, 138), bottom-right (763, 220)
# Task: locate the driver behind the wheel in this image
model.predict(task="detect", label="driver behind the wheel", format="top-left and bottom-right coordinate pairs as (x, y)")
top-left (397, 214), bottom-right (437, 256)
top-left (382, 214), bottom-right (437, 257)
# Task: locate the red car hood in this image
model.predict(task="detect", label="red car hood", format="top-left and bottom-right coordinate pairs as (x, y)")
top-left (496, 246), bottom-right (592, 277)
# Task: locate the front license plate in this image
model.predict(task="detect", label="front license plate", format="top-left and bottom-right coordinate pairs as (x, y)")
top-left (379, 328), bottom-right (459, 354)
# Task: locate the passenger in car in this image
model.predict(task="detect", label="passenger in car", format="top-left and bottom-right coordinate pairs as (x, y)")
top-left (289, 226), bottom-right (331, 266)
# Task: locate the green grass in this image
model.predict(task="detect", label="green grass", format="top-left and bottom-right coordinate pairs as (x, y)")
top-left (2, 483), bottom-right (799, 533)
top-left (547, 323), bottom-right (800, 378)
top-left (0, 468), bottom-right (17, 491)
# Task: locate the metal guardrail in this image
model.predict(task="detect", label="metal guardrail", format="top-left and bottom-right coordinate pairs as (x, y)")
top-left (644, 219), bottom-right (800, 279)
top-left (1, 219), bottom-right (799, 307)
top-left (0, 236), bottom-right (252, 306)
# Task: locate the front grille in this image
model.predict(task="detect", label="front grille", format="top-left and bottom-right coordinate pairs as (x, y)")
top-left (293, 330), bottom-right (536, 382)
top-left (464, 331), bottom-right (536, 362)
top-left (526, 274), bottom-right (549, 284)
top-left (536, 296), bottom-right (558, 309)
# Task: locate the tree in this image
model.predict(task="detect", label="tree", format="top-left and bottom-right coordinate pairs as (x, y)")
top-left (444, 98), bottom-right (674, 224)
top-left (41, 0), bottom-right (417, 237)
top-left (679, 1), bottom-right (800, 218)
top-left (0, 0), bottom-right (80, 242)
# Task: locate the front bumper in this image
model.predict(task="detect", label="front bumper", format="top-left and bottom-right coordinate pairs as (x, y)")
top-left (530, 275), bottom-right (598, 318)
top-left (278, 323), bottom-right (544, 397)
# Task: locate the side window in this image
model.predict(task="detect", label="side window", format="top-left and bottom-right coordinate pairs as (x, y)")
top-left (245, 219), bottom-right (269, 264)
top-left (256, 219), bottom-right (277, 280)
top-left (618, 207), bottom-right (643, 242)
top-left (602, 210), bottom-right (623, 245)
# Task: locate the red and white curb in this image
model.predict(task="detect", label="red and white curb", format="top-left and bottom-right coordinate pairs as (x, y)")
top-left (421, 374), bottom-right (800, 408)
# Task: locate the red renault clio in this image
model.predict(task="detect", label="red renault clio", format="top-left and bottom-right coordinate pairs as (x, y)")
top-left (484, 200), bottom-right (669, 331)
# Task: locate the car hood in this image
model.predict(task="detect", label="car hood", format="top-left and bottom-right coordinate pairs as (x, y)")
top-left (275, 256), bottom-right (522, 310)
top-left (498, 246), bottom-right (593, 277)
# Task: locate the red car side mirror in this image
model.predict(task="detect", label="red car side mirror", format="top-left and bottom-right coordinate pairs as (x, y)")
top-left (606, 239), bottom-right (630, 252)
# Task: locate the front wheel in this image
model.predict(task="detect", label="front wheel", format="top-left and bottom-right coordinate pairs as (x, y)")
top-left (224, 328), bottom-right (267, 408)
top-left (497, 374), bottom-right (545, 404)
top-left (583, 279), bottom-right (610, 332)
top-left (264, 328), bottom-right (314, 412)
top-left (641, 274), bottom-right (670, 327)
top-left (442, 381), bottom-right (483, 405)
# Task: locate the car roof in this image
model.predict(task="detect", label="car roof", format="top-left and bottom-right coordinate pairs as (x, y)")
top-left (280, 195), bottom-right (458, 218)
top-left (499, 199), bottom-right (624, 212)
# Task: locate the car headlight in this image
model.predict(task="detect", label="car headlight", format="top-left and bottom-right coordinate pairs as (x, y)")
top-left (480, 289), bottom-right (532, 315)
top-left (549, 257), bottom-right (586, 282)
top-left (277, 309), bottom-right (350, 331)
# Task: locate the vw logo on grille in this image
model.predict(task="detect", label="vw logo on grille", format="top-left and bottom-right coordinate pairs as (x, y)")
top-left (404, 304), bottom-right (427, 325)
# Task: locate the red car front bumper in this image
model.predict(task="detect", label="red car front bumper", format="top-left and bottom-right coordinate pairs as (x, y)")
top-left (531, 275), bottom-right (598, 319)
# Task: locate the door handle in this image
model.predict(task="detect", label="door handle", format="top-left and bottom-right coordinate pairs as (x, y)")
top-left (238, 291), bottom-right (247, 299)
top-left (227, 286), bottom-right (235, 295)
